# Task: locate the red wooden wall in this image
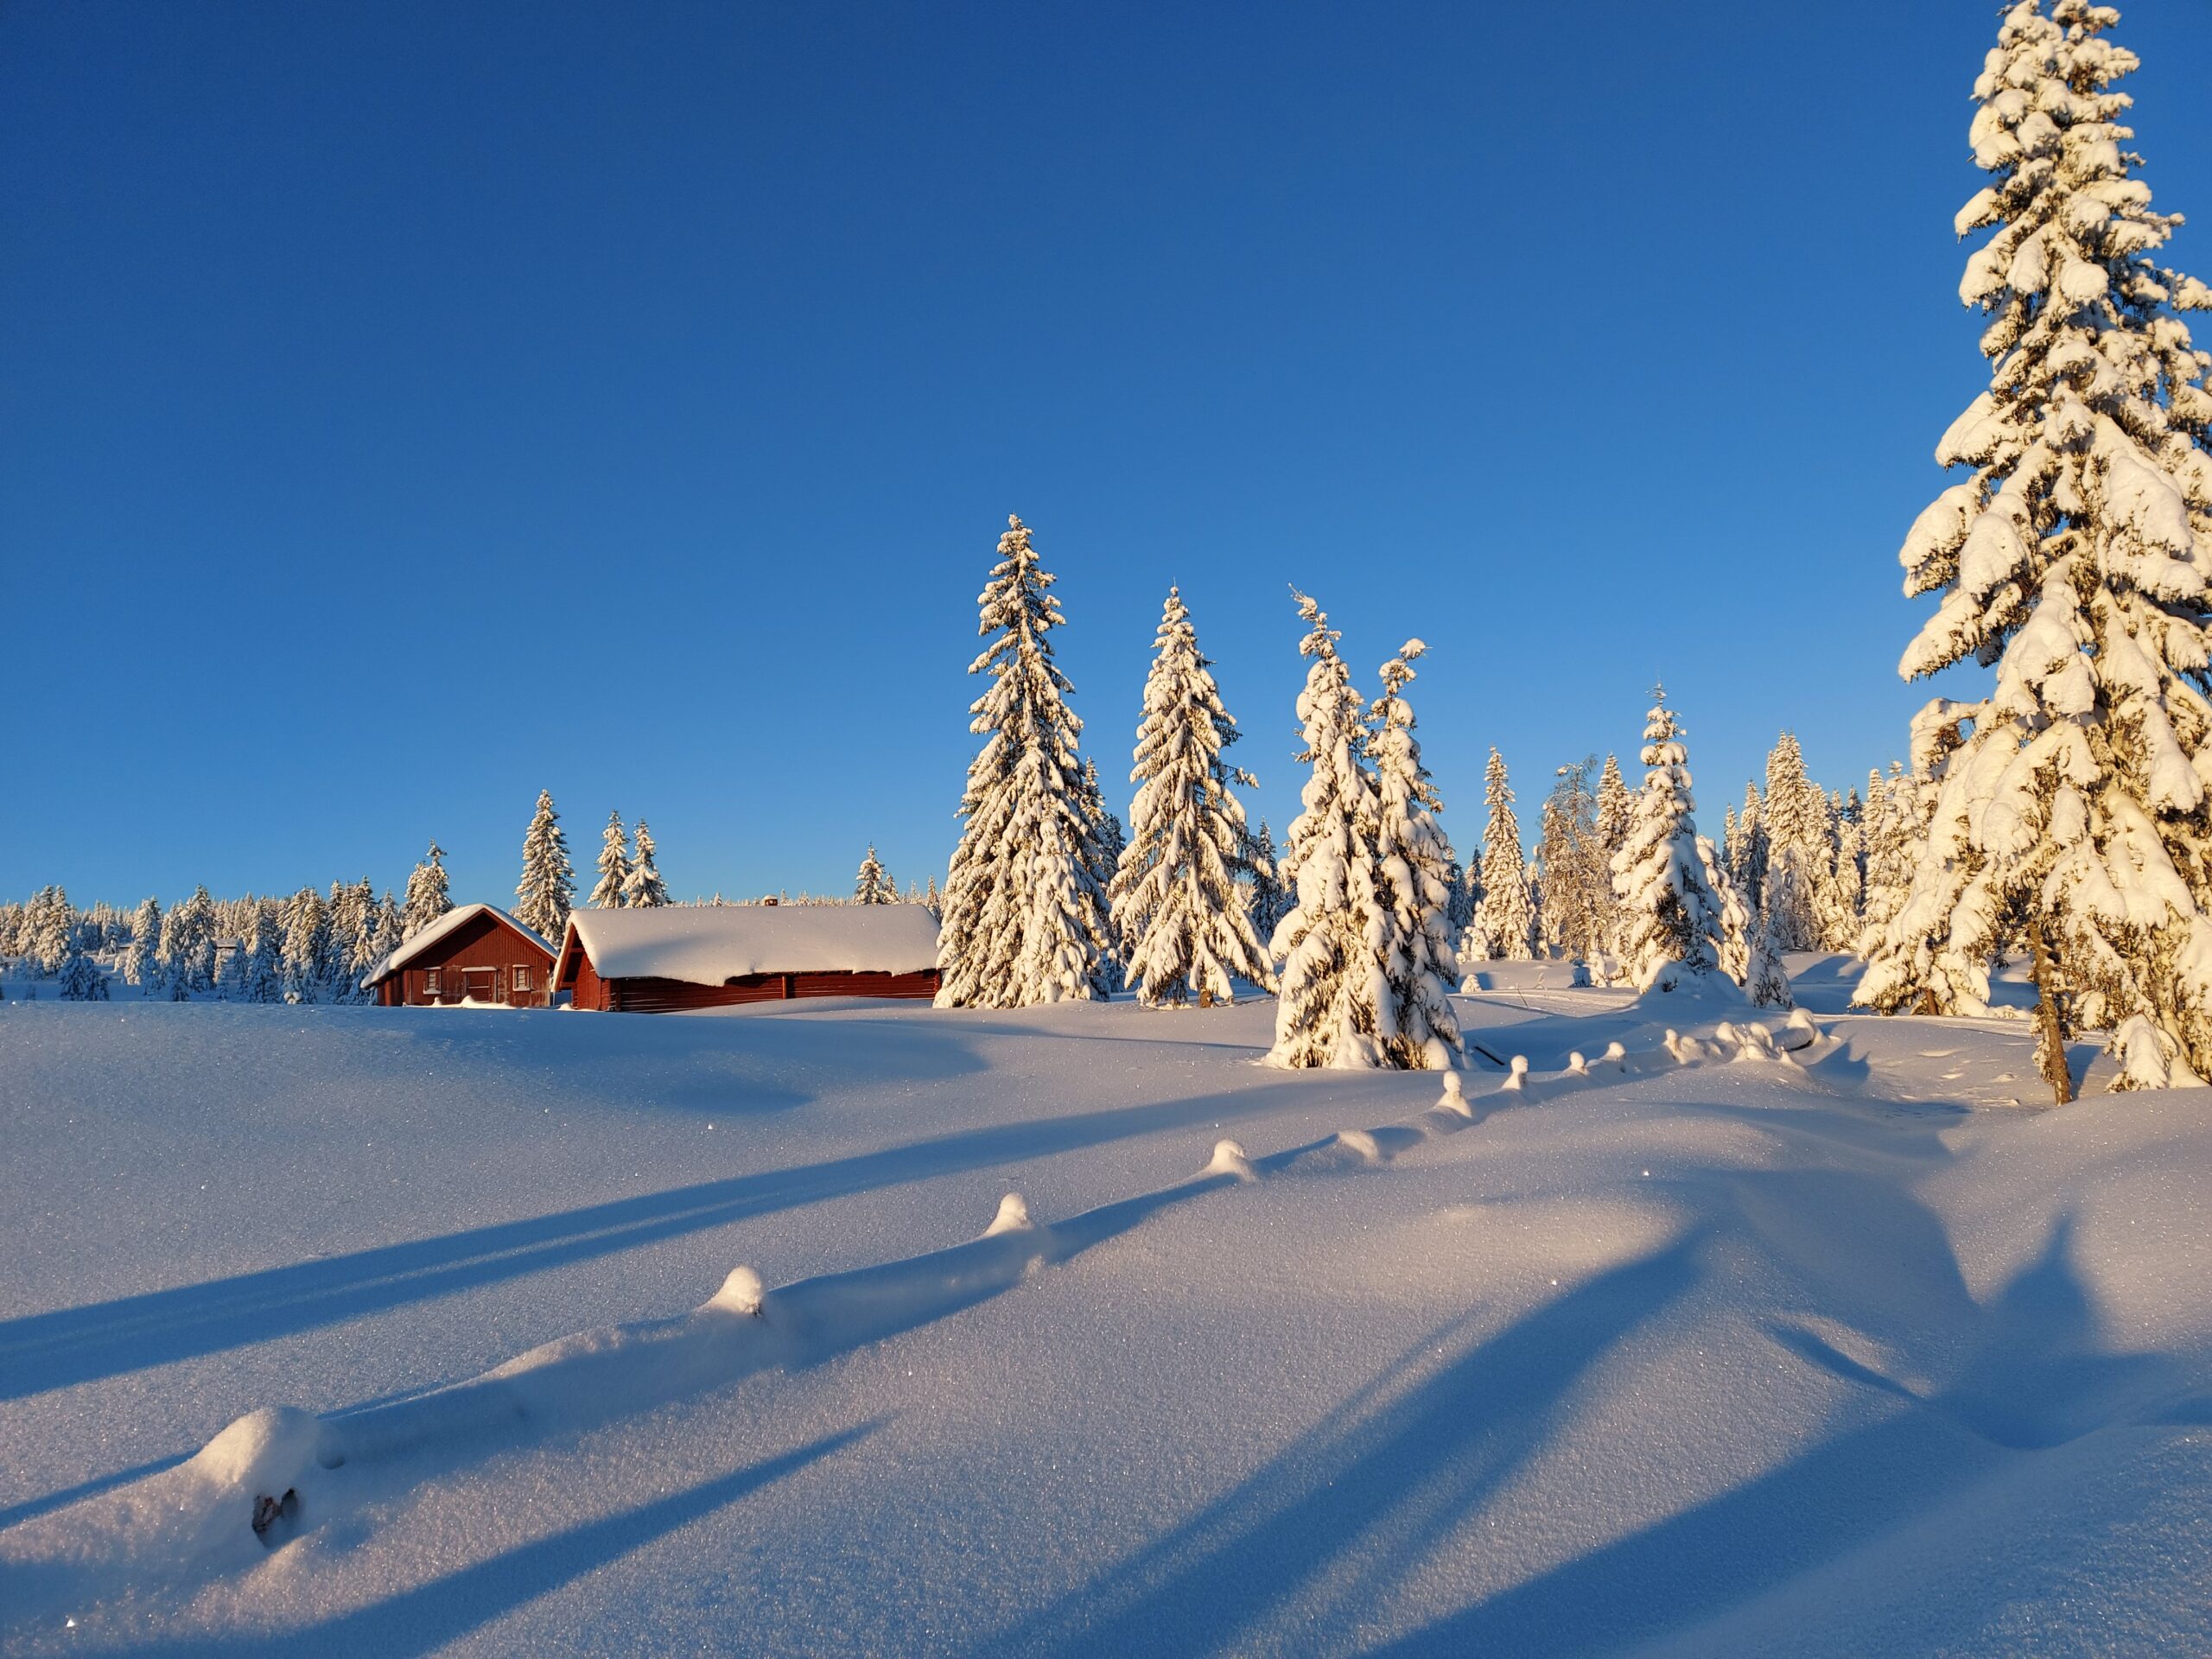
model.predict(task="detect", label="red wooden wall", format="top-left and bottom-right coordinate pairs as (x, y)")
top-left (372, 911), bottom-right (555, 1007)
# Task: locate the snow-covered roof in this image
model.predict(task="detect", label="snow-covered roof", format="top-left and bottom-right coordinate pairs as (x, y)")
top-left (562, 904), bottom-right (941, 985)
top-left (361, 904), bottom-right (554, 987)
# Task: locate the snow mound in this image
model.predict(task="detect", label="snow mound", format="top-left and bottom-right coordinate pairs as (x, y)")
top-left (1203, 1139), bottom-right (1260, 1181)
top-left (984, 1192), bottom-right (1035, 1236)
top-left (709, 1265), bottom-right (766, 1318)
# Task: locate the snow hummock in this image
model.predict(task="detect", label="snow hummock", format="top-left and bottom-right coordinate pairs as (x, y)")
top-left (564, 903), bottom-right (941, 984)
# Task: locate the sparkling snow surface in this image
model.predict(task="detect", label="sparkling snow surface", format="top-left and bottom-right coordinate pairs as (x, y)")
top-left (561, 903), bottom-right (941, 983)
top-left (3, 963), bottom-right (2209, 1656)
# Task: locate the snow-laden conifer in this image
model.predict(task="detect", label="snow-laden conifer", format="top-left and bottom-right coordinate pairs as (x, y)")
top-left (855, 846), bottom-right (895, 905)
top-left (1759, 734), bottom-right (1823, 952)
top-left (1463, 750), bottom-right (1536, 965)
top-left (591, 811), bottom-right (632, 909)
top-left (1860, 0), bottom-right (2212, 1091)
top-left (1816, 795), bottom-right (1866, 950)
top-left (1858, 766), bottom-right (1923, 957)
top-left (515, 791), bottom-right (575, 942)
top-left (280, 887), bottom-right (330, 1003)
top-left (161, 887), bottom-right (218, 999)
top-left (1535, 759), bottom-right (1607, 962)
top-left (1109, 587), bottom-right (1273, 1007)
top-left (238, 899), bottom-right (283, 1003)
top-left (1612, 690), bottom-right (1725, 992)
top-left (1079, 757), bottom-right (1126, 897)
top-left (404, 843), bottom-right (452, 939)
top-left (1266, 593), bottom-right (1388, 1067)
top-left (124, 898), bottom-right (162, 995)
top-left (1365, 639), bottom-right (1463, 1066)
top-left (936, 516), bottom-right (1113, 1007)
top-left (622, 822), bottom-right (671, 908)
top-left (1244, 820), bottom-right (1292, 943)
top-left (1729, 780), bottom-right (1769, 916)
top-left (375, 890), bottom-right (405, 960)
top-left (335, 880), bottom-right (379, 1001)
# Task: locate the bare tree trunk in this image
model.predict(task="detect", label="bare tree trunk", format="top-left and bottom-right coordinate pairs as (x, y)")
top-left (2030, 922), bottom-right (2074, 1106)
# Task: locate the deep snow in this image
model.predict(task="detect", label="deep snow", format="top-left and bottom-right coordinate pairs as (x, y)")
top-left (2, 961), bottom-right (2209, 1656)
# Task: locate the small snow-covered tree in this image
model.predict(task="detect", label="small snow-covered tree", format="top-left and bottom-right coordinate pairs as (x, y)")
top-left (936, 516), bottom-right (1113, 1007)
top-left (515, 791), bottom-right (575, 941)
top-left (1267, 593), bottom-right (1388, 1067)
top-left (374, 890), bottom-right (405, 960)
top-left (855, 845), bottom-right (895, 905)
top-left (1109, 587), bottom-right (1273, 1007)
top-left (123, 897), bottom-right (162, 995)
top-left (1612, 689), bottom-right (1725, 992)
top-left (622, 821), bottom-right (671, 908)
top-left (1366, 639), bottom-right (1463, 1066)
top-left (238, 899), bottom-right (283, 1002)
top-left (1860, 0), bottom-right (2212, 1095)
top-left (55, 942), bottom-right (107, 1001)
top-left (1464, 749), bottom-right (1536, 964)
top-left (1079, 757), bottom-right (1126, 893)
top-left (1858, 765), bottom-right (1923, 957)
top-left (404, 843), bottom-right (452, 938)
top-left (26, 887), bottom-right (74, 978)
top-left (1816, 794), bottom-right (1866, 950)
top-left (590, 811), bottom-right (632, 909)
top-left (333, 879), bottom-right (379, 1002)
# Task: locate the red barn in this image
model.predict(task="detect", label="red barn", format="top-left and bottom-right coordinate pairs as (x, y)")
top-left (362, 904), bottom-right (557, 1008)
top-left (553, 905), bottom-right (941, 1013)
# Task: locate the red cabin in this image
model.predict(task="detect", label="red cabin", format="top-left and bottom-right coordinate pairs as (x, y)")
top-left (362, 904), bottom-right (557, 1008)
top-left (553, 904), bottom-right (941, 1013)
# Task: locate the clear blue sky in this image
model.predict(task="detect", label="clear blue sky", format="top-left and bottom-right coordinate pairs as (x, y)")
top-left (7, 2), bottom-right (2211, 908)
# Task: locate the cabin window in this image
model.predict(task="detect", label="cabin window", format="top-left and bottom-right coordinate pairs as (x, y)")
top-left (513, 964), bottom-right (532, 992)
top-left (424, 969), bottom-right (442, 995)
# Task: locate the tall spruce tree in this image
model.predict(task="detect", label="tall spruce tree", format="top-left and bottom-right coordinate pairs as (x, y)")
top-left (1109, 587), bottom-right (1273, 1007)
top-left (1465, 749), bottom-right (1536, 964)
top-left (1535, 758), bottom-right (1607, 962)
top-left (1365, 640), bottom-right (1463, 1067)
top-left (515, 791), bottom-right (575, 942)
top-left (280, 886), bottom-right (331, 1003)
top-left (590, 811), bottom-right (632, 908)
top-left (1244, 820), bottom-right (1291, 942)
top-left (1266, 593), bottom-right (1389, 1067)
top-left (124, 897), bottom-right (162, 995)
top-left (403, 843), bottom-right (452, 938)
top-left (1612, 690), bottom-right (1725, 992)
top-left (1861, 0), bottom-right (2212, 1094)
top-left (621, 821), bottom-right (671, 908)
top-left (936, 516), bottom-right (1113, 1007)
top-left (1758, 734), bottom-right (1822, 952)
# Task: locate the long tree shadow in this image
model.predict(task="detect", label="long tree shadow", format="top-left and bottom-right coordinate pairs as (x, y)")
top-left (149, 1422), bottom-right (879, 1659)
top-left (0, 1077), bottom-right (1322, 1404)
top-left (986, 1233), bottom-right (1710, 1657)
top-left (1360, 1217), bottom-right (2183, 1657)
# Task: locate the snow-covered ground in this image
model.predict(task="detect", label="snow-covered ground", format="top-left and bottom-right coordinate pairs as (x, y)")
top-left (3, 963), bottom-right (2209, 1656)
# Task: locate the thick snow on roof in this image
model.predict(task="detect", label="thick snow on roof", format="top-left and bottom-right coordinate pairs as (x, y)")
top-left (566, 904), bottom-right (940, 983)
top-left (361, 904), bottom-right (553, 986)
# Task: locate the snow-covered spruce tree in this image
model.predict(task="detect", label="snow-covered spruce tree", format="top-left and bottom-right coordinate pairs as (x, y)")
top-left (1859, 765), bottom-right (1923, 956)
top-left (238, 899), bottom-right (283, 1002)
top-left (1108, 586), bottom-right (1273, 1007)
top-left (1266, 593), bottom-right (1388, 1067)
top-left (374, 890), bottom-right (405, 959)
top-left (1817, 795), bottom-right (1866, 950)
top-left (1701, 835), bottom-right (1751, 983)
top-left (1759, 734), bottom-right (1823, 952)
top-left (124, 897), bottom-right (162, 995)
top-left (515, 791), bottom-right (575, 941)
top-left (1465, 749), bottom-right (1537, 966)
top-left (1243, 819), bottom-right (1292, 942)
top-left (162, 886), bottom-right (218, 999)
top-left (622, 821), bottom-right (671, 908)
top-left (403, 843), bottom-right (452, 938)
top-left (1079, 757), bottom-right (1127, 890)
top-left (936, 516), bottom-right (1114, 1007)
top-left (855, 845), bottom-right (895, 905)
top-left (280, 886), bottom-right (330, 1003)
top-left (1860, 0), bottom-right (2212, 1094)
top-left (1729, 780), bottom-right (1770, 917)
top-left (1612, 690), bottom-right (1726, 992)
top-left (55, 939), bottom-right (107, 1001)
top-left (336, 879), bottom-right (380, 1002)
top-left (26, 887), bottom-right (74, 978)
top-left (1365, 640), bottom-right (1464, 1066)
top-left (1535, 758), bottom-right (1607, 962)
top-left (590, 811), bottom-right (632, 909)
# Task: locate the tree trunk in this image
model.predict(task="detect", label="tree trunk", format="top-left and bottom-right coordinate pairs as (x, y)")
top-left (2030, 923), bottom-right (2074, 1106)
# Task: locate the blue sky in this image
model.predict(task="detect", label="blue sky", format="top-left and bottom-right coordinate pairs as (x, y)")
top-left (7, 1), bottom-right (2211, 908)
